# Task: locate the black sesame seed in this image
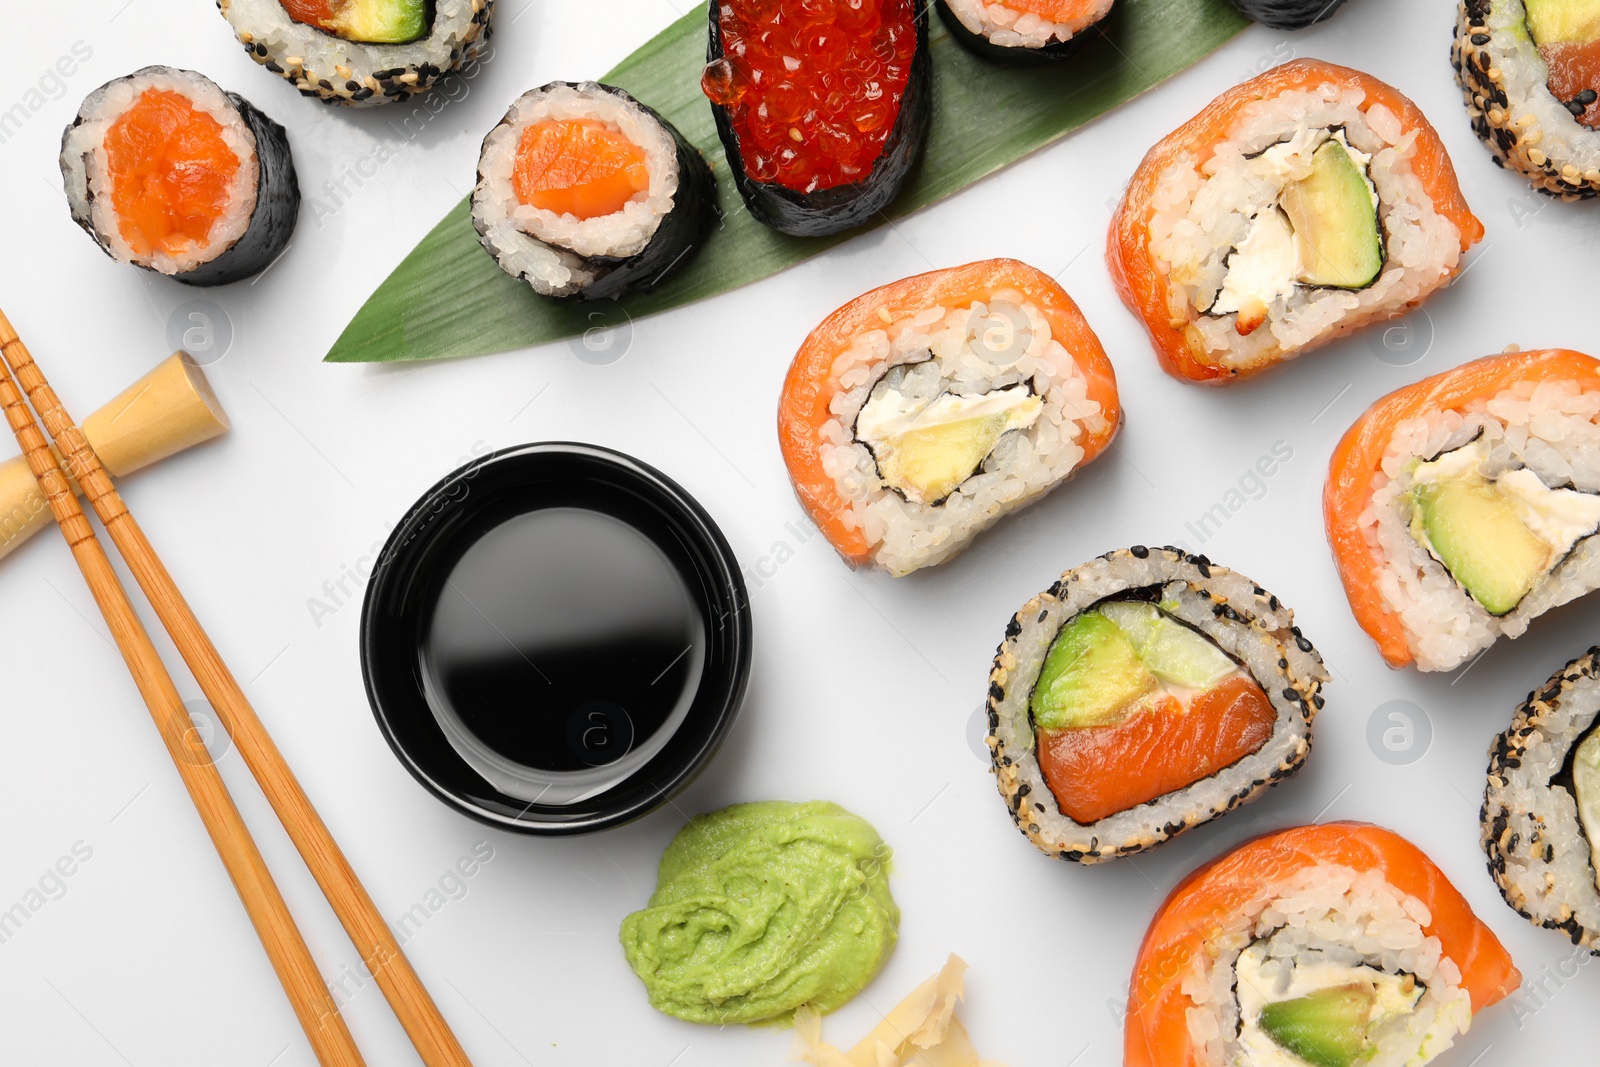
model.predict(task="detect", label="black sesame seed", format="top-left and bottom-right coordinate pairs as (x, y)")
top-left (1581, 89), bottom-right (1598, 105)
top-left (1471, 33), bottom-right (1490, 45)
top-left (1130, 544), bottom-right (1149, 559)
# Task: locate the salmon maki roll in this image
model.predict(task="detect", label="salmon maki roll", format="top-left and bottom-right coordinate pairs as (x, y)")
top-left (1109, 60), bottom-right (1483, 385)
top-left (778, 259), bottom-right (1120, 576)
top-left (986, 547), bottom-right (1327, 862)
top-left (1484, 648), bottom-right (1600, 952)
top-left (472, 82), bottom-right (715, 300)
top-left (1325, 349), bottom-right (1600, 671)
top-left (1127, 823), bottom-right (1521, 1067)
top-left (935, 0), bottom-right (1113, 64)
top-left (60, 67), bottom-right (299, 287)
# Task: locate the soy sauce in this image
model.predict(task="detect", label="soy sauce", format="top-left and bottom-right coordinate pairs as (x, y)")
top-left (419, 507), bottom-right (704, 800)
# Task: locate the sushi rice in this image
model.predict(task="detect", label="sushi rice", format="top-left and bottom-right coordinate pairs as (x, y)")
top-left (815, 294), bottom-right (1109, 576)
top-left (1146, 81), bottom-right (1464, 373)
top-left (940, 0), bottom-right (1113, 49)
top-left (1360, 378), bottom-right (1600, 672)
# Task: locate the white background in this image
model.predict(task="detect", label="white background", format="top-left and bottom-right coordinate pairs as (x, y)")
top-left (1, 0), bottom-right (1597, 1063)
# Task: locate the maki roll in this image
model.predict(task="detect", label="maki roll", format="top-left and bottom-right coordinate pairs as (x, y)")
top-left (777, 259), bottom-right (1121, 576)
top-left (986, 548), bottom-right (1327, 862)
top-left (1484, 649), bottom-right (1600, 951)
top-left (60, 67), bottom-right (299, 287)
top-left (1455, 0), bottom-right (1600, 198)
top-left (701, 0), bottom-right (931, 236)
top-left (472, 82), bottom-right (715, 301)
top-left (934, 0), bottom-right (1113, 64)
top-left (1109, 60), bottom-right (1483, 385)
top-left (1127, 823), bottom-right (1521, 1067)
top-left (1326, 349), bottom-right (1600, 672)
top-left (217, 0), bottom-right (492, 106)
top-left (1228, 0), bottom-right (1348, 30)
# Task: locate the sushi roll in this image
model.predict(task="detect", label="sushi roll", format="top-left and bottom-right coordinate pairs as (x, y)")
top-left (1326, 349), bottom-right (1600, 672)
top-left (934, 0), bottom-right (1113, 64)
top-left (1127, 823), bottom-right (1521, 1067)
top-left (1109, 60), bottom-right (1483, 385)
top-left (471, 82), bottom-right (715, 301)
top-left (217, 0), bottom-right (492, 106)
top-left (60, 67), bottom-right (299, 287)
top-left (1455, 0), bottom-right (1600, 198)
top-left (1484, 649), bottom-right (1600, 952)
top-left (1228, 0), bottom-right (1348, 30)
top-left (777, 259), bottom-right (1121, 576)
top-left (701, 0), bottom-right (931, 236)
top-left (986, 547), bottom-right (1327, 862)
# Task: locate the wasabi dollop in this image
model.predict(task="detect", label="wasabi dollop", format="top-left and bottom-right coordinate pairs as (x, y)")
top-left (618, 800), bottom-right (899, 1025)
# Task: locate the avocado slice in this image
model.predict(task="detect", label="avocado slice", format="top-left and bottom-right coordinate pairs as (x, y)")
top-left (289, 0), bottom-right (430, 44)
top-left (1411, 475), bottom-right (1552, 616)
top-left (1096, 602), bottom-right (1238, 690)
top-left (876, 410), bottom-right (1031, 504)
top-left (1031, 611), bottom-right (1158, 731)
top-left (1280, 138), bottom-right (1384, 291)
top-left (1258, 984), bottom-right (1376, 1067)
top-left (1526, 0), bottom-right (1600, 44)
top-left (857, 383), bottom-right (1043, 505)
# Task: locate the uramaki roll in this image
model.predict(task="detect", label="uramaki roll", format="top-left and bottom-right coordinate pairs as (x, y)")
top-left (1484, 648), bottom-right (1600, 952)
top-left (986, 547), bottom-right (1326, 862)
top-left (778, 259), bottom-right (1120, 576)
top-left (1325, 349), bottom-right (1600, 671)
top-left (1109, 60), bottom-right (1482, 385)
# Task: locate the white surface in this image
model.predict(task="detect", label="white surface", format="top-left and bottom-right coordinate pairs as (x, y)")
top-left (1, 1), bottom-right (1597, 1064)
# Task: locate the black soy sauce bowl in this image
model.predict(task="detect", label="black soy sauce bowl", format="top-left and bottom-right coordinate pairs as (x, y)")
top-left (360, 442), bottom-right (752, 835)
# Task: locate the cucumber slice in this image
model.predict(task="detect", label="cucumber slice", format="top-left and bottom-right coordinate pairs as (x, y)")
top-left (1097, 601), bottom-right (1237, 690)
top-left (1281, 139), bottom-right (1383, 291)
top-left (1258, 984), bottom-right (1375, 1067)
top-left (1030, 612), bottom-right (1158, 731)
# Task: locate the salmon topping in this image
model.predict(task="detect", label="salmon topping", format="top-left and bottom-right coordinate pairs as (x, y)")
top-left (512, 119), bottom-right (650, 220)
top-left (1540, 40), bottom-right (1600, 128)
top-left (1039, 676), bottom-right (1276, 824)
top-left (104, 89), bottom-right (240, 259)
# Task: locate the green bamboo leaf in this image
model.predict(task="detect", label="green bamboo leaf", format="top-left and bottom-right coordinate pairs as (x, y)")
top-left (325, 0), bottom-right (1250, 364)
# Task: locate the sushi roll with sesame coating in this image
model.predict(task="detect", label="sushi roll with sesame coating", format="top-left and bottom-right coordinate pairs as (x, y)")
top-left (1484, 648), bottom-right (1600, 952)
top-left (701, 0), bottom-right (931, 236)
top-left (60, 66), bottom-right (298, 287)
top-left (1228, 0), bottom-right (1348, 30)
top-left (987, 548), bottom-right (1327, 863)
top-left (471, 82), bottom-right (715, 301)
top-left (1454, 0), bottom-right (1600, 198)
top-left (216, 0), bottom-right (493, 106)
top-left (934, 0), bottom-right (1113, 64)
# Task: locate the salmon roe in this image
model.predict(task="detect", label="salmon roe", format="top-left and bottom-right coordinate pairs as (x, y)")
top-left (702, 0), bottom-right (916, 194)
top-left (104, 89), bottom-right (240, 259)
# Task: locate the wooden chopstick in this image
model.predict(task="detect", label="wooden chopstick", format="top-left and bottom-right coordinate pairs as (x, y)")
top-left (0, 325), bottom-right (365, 1067)
top-left (0, 310), bottom-right (474, 1067)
